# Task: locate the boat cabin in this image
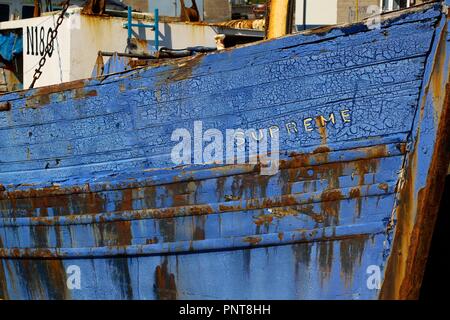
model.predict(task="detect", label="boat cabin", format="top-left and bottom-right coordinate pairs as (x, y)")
top-left (0, 1), bottom-right (263, 93)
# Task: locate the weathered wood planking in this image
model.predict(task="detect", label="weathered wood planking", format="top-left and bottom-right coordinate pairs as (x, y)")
top-left (0, 2), bottom-right (449, 300)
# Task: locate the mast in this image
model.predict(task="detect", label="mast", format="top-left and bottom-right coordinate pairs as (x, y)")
top-left (265, 0), bottom-right (295, 39)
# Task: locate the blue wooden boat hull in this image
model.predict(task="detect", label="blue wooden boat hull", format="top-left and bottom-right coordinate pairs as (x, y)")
top-left (0, 2), bottom-right (449, 300)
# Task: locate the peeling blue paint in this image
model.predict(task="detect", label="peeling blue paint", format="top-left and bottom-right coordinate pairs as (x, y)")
top-left (0, 2), bottom-right (448, 300)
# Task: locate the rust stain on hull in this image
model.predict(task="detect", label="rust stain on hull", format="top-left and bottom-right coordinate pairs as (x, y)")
top-left (381, 15), bottom-right (450, 300)
top-left (0, 102), bottom-right (11, 111)
top-left (154, 258), bottom-right (177, 300)
top-left (339, 235), bottom-right (368, 287)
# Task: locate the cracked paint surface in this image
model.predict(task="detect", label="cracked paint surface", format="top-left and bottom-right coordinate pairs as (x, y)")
top-left (0, 2), bottom-right (449, 300)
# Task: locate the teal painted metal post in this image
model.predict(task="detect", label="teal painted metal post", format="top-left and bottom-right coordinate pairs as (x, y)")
top-left (126, 5), bottom-right (159, 51)
top-left (154, 8), bottom-right (159, 51)
top-left (127, 6), bottom-right (132, 40)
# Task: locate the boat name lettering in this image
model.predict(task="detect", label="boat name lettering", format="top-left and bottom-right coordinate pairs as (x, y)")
top-left (268, 109), bottom-right (352, 137)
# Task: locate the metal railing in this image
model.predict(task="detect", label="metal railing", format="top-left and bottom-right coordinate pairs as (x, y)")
top-left (124, 6), bottom-right (159, 52)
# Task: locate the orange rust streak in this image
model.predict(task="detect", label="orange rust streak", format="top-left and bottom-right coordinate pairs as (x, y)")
top-left (380, 18), bottom-right (450, 299)
top-left (154, 258), bottom-right (177, 300)
top-left (243, 236), bottom-right (262, 245)
top-left (316, 116), bottom-right (328, 145)
top-left (0, 102), bottom-right (11, 111)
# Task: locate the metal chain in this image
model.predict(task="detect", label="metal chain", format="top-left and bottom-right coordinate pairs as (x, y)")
top-left (29, 0), bottom-right (71, 89)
